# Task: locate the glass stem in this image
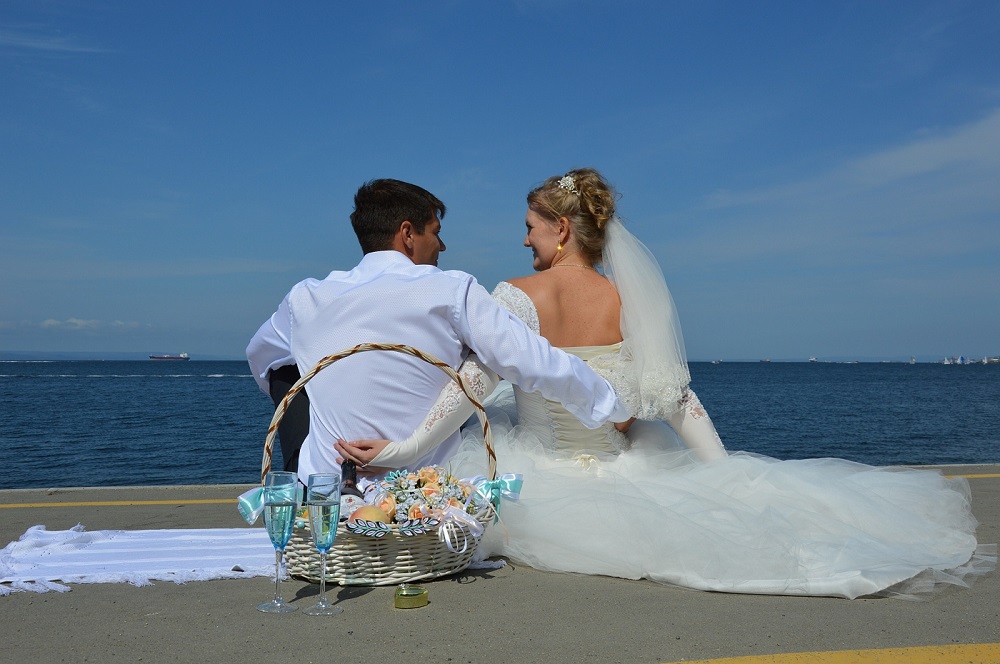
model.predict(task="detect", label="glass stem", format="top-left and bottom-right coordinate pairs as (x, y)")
top-left (273, 548), bottom-right (283, 603)
top-left (318, 550), bottom-right (328, 605)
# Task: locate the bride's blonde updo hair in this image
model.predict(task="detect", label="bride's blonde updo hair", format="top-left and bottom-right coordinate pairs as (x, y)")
top-left (527, 167), bottom-right (618, 265)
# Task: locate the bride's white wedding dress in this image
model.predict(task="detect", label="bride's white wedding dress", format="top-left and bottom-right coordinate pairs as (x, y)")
top-left (442, 282), bottom-right (994, 599)
top-left (375, 216), bottom-right (993, 599)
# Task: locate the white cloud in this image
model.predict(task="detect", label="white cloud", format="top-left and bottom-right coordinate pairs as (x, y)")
top-left (40, 318), bottom-right (100, 330)
top-left (23, 318), bottom-right (141, 332)
top-left (657, 107), bottom-right (1000, 359)
top-left (0, 27), bottom-right (105, 54)
top-left (0, 253), bottom-right (297, 282)
top-left (684, 108), bottom-right (1000, 269)
top-left (848, 110), bottom-right (1000, 187)
top-left (702, 108), bottom-right (1000, 212)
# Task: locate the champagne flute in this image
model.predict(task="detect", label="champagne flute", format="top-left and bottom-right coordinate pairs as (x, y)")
top-left (302, 473), bottom-right (343, 616)
top-left (256, 471), bottom-right (299, 613)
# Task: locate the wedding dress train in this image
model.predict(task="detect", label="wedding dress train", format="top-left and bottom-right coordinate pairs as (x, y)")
top-left (451, 380), bottom-right (993, 598)
top-left (442, 283), bottom-right (995, 599)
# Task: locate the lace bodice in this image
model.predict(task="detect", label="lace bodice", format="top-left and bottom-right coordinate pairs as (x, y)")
top-left (492, 281), bottom-right (629, 455)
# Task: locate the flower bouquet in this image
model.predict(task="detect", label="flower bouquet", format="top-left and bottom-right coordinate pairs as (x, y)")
top-left (377, 466), bottom-right (479, 520)
top-left (346, 466), bottom-right (488, 539)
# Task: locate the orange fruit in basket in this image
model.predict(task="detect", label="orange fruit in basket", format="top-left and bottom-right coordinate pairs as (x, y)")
top-left (349, 505), bottom-right (391, 523)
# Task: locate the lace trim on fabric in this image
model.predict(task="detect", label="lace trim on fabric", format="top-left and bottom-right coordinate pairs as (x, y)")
top-left (680, 388), bottom-right (708, 420)
top-left (680, 388), bottom-right (725, 450)
top-left (587, 351), bottom-right (687, 421)
top-left (609, 427), bottom-right (631, 453)
top-left (491, 282), bottom-right (540, 334)
top-left (423, 360), bottom-right (491, 432)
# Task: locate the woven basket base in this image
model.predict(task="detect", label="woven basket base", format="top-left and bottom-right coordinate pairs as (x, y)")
top-left (286, 513), bottom-right (492, 586)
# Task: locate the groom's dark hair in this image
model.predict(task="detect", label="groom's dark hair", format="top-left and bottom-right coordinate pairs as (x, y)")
top-left (350, 179), bottom-right (446, 254)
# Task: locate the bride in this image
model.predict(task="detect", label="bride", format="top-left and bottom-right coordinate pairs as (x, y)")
top-left (337, 168), bottom-right (994, 599)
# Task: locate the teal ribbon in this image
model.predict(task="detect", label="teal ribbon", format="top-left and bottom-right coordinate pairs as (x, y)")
top-left (472, 473), bottom-right (523, 522)
top-left (237, 484), bottom-right (301, 525)
top-left (237, 486), bottom-right (265, 525)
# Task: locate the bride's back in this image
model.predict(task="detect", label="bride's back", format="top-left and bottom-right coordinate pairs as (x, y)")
top-left (508, 269), bottom-right (621, 348)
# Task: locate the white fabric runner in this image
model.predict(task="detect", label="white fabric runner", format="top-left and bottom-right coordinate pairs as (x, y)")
top-left (1, 525), bottom-right (275, 595)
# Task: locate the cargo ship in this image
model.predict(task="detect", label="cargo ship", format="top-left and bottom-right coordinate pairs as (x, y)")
top-left (149, 353), bottom-right (190, 360)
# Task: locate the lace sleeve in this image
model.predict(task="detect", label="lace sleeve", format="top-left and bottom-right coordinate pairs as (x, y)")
top-left (420, 357), bottom-right (495, 433)
top-left (371, 354), bottom-right (499, 468)
top-left (491, 281), bottom-right (540, 334)
top-left (665, 388), bottom-right (727, 461)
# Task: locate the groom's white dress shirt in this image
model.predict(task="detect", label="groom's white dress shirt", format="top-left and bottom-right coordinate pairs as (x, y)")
top-left (247, 251), bottom-right (627, 482)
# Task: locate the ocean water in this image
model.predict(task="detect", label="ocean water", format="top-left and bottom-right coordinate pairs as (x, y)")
top-left (1, 360), bottom-right (998, 490)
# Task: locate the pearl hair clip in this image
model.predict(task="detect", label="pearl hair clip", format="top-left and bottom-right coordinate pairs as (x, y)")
top-left (557, 174), bottom-right (579, 194)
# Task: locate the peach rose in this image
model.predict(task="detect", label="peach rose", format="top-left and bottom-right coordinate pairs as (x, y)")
top-left (447, 497), bottom-right (464, 509)
top-left (420, 482), bottom-right (441, 498)
top-left (377, 493), bottom-right (397, 521)
top-left (417, 467), bottom-right (440, 485)
top-left (407, 502), bottom-right (431, 520)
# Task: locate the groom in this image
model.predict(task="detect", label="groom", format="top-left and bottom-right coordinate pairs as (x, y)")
top-left (247, 178), bottom-right (628, 483)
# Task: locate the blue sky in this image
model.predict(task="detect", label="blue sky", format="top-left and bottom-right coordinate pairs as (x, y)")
top-left (2, 1), bottom-right (998, 361)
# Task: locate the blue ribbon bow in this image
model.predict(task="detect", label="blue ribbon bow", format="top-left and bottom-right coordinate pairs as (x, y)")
top-left (236, 484), bottom-right (300, 525)
top-left (237, 486), bottom-right (265, 525)
top-left (472, 473), bottom-right (523, 521)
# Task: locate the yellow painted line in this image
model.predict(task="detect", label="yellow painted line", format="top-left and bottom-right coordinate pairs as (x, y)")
top-left (669, 642), bottom-right (1000, 663)
top-left (0, 498), bottom-right (235, 509)
top-left (946, 473), bottom-right (1000, 479)
top-left (0, 472), bottom-right (994, 509)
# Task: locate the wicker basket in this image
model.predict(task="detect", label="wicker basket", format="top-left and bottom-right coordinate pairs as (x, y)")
top-left (259, 343), bottom-right (497, 586)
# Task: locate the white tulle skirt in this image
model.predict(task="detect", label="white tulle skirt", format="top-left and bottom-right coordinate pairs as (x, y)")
top-left (451, 384), bottom-right (995, 599)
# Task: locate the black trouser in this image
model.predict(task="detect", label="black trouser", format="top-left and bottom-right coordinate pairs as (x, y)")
top-left (268, 364), bottom-right (310, 473)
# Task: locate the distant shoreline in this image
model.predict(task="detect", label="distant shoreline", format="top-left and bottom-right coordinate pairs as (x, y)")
top-left (0, 351), bottom-right (243, 362)
top-left (2, 352), bottom-right (996, 365)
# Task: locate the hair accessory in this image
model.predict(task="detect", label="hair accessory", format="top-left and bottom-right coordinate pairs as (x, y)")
top-left (557, 174), bottom-right (579, 194)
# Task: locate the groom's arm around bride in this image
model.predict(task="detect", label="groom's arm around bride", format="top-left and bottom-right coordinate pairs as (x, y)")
top-left (247, 178), bottom-right (628, 481)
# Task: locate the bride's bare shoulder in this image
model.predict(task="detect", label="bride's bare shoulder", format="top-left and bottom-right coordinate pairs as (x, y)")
top-left (505, 273), bottom-right (555, 302)
top-left (506, 273), bottom-right (540, 286)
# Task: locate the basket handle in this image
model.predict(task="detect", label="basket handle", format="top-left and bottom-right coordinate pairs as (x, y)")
top-left (261, 343), bottom-right (496, 484)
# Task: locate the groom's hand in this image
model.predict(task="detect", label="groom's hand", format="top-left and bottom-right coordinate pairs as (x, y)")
top-left (334, 438), bottom-right (392, 470)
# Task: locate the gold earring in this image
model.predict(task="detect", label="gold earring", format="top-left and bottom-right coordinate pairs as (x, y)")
top-left (557, 243), bottom-right (563, 252)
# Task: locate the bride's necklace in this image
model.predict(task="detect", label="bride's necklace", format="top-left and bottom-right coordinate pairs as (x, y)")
top-left (551, 263), bottom-right (595, 270)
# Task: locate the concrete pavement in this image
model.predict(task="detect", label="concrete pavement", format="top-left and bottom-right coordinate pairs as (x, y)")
top-left (2, 465), bottom-right (998, 663)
